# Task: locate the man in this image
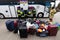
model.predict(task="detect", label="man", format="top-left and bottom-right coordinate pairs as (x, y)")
top-left (49, 7), bottom-right (56, 21)
top-left (56, 3), bottom-right (60, 12)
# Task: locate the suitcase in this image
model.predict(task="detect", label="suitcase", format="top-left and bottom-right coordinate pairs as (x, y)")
top-left (5, 20), bottom-right (15, 31)
top-left (36, 30), bottom-right (48, 37)
top-left (19, 27), bottom-right (28, 38)
top-left (19, 22), bottom-right (28, 38)
top-left (28, 28), bottom-right (36, 35)
top-left (47, 25), bottom-right (58, 36)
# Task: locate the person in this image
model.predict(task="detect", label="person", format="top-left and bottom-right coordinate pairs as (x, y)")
top-left (56, 3), bottom-right (60, 12)
top-left (49, 7), bottom-right (56, 21)
top-left (53, 12), bottom-right (60, 24)
top-left (17, 7), bottom-right (24, 18)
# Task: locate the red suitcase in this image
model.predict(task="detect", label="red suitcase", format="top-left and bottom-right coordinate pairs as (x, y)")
top-left (47, 25), bottom-right (58, 36)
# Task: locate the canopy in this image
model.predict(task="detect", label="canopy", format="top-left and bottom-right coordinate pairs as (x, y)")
top-left (0, 0), bottom-right (55, 5)
top-left (28, 0), bottom-right (55, 6)
top-left (0, 0), bottom-right (19, 5)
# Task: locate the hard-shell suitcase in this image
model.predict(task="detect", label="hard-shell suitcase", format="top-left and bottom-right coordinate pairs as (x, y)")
top-left (47, 25), bottom-right (58, 36)
top-left (19, 27), bottom-right (28, 38)
top-left (5, 20), bottom-right (15, 31)
top-left (19, 22), bottom-right (28, 38)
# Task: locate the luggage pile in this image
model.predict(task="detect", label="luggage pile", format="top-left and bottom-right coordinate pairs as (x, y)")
top-left (5, 19), bottom-right (59, 38)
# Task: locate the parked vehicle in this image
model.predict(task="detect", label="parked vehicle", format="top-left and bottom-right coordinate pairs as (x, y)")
top-left (0, 0), bottom-right (55, 18)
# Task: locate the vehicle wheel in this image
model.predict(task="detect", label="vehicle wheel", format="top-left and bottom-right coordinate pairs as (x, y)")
top-left (37, 12), bottom-right (44, 18)
top-left (0, 14), bottom-right (5, 18)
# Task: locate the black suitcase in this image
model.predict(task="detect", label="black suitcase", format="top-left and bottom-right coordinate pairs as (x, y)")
top-left (19, 27), bottom-right (28, 38)
top-left (28, 28), bottom-right (36, 35)
top-left (19, 22), bottom-right (28, 38)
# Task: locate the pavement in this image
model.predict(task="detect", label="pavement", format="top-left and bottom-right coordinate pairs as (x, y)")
top-left (0, 12), bottom-right (60, 40)
top-left (0, 19), bottom-right (60, 40)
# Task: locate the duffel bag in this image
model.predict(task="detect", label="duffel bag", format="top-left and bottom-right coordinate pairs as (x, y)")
top-left (5, 20), bottom-right (15, 31)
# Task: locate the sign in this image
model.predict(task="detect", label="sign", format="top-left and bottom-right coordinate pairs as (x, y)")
top-left (20, 0), bottom-right (28, 10)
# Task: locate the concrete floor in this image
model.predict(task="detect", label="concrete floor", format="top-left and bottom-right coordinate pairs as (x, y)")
top-left (0, 12), bottom-right (60, 40)
top-left (0, 19), bottom-right (60, 40)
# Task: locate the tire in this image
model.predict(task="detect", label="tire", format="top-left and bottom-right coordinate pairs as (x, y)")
top-left (0, 13), bottom-right (5, 18)
top-left (37, 12), bottom-right (44, 18)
